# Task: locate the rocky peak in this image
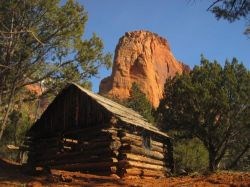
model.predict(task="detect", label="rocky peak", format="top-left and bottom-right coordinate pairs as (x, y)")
top-left (99, 30), bottom-right (189, 108)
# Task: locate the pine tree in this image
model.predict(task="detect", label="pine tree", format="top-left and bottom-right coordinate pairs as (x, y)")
top-left (207, 0), bottom-right (250, 35)
top-left (126, 83), bottom-right (155, 124)
top-left (157, 57), bottom-right (250, 171)
top-left (0, 0), bottom-right (112, 140)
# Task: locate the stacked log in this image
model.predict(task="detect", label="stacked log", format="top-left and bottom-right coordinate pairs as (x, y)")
top-left (27, 126), bottom-right (121, 175)
top-left (24, 84), bottom-right (172, 178)
top-left (26, 125), bottom-right (170, 178)
top-left (117, 130), bottom-right (168, 178)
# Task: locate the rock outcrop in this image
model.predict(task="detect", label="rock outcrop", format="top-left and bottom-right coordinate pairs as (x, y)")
top-left (99, 30), bottom-right (189, 108)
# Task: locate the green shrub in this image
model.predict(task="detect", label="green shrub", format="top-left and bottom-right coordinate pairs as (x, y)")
top-left (173, 137), bottom-right (209, 173)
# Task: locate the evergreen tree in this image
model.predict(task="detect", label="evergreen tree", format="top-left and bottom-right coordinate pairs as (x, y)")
top-left (125, 83), bottom-right (155, 124)
top-left (0, 0), bottom-right (112, 140)
top-left (157, 56), bottom-right (250, 171)
top-left (207, 0), bottom-right (250, 35)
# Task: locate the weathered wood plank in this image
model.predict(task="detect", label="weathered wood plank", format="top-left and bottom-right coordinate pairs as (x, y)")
top-left (52, 161), bottom-right (118, 171)
top-left (30, 146), bottom-right (61, 157)
top-left (120, 144), bottom-right (164, 160)
top-left (64, 138), bottom-right (79, 144)
top-left (121, 136), bottom-right (164, 153)
top-left (34, 147), bottom-right (119, 162)
top-left (31, 136), bottom-right (61, 144)
top-left (119, 153), bottom-right (165, 166)
top-left (37, 157), bottom-right (118, 167)
top-left (63, 124), bottom-right (111, 136)
top-left (79, 139), bottom-right (121, 150)
top-left (119, 131), bottom-right (164, 147)
top-left (65, 129), bottom-right (118, 141)
top-left (119, 160), bottom-right (165, 171)
top-left (32, 137), bottom-right (121, 158)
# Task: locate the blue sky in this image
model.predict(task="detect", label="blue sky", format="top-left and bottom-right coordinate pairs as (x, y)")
top-left (80, 0), bottom-right (249, 92)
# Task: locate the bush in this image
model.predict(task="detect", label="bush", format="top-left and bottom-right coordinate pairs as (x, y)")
top-left (173, 137), bottom-right (209, 173)
top-left (0, 106), bottom-right (33, 161)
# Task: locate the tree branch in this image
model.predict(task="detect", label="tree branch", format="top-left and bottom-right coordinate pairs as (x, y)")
top-left (0, 30), bottom-right (44, 45)
top-left (207, 0), bottom-right (223, 11)
top-left (228, 143), bottom-right (249, 169)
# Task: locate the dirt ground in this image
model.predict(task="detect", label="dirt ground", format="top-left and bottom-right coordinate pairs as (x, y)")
top-left (0, 158), bottom-right (249, 187)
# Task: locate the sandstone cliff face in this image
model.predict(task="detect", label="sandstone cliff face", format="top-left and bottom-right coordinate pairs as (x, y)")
top-left (99, 30), bottom-right (189, 108)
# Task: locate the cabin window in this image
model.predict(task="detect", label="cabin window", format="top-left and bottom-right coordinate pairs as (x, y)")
top-left (142, 132), bottom-right (151, 150)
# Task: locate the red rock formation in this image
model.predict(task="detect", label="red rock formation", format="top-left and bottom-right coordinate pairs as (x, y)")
top-left (25, 83), bottom-right (43, 96)
top-left (99, 30), bottom-right (189, 108)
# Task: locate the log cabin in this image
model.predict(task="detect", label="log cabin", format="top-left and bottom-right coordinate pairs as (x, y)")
top-left (25, 83), bottom-right (173, 178)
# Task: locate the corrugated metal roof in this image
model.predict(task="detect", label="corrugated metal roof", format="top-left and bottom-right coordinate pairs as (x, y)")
top-left (73, 83), bottom-right (169, 138)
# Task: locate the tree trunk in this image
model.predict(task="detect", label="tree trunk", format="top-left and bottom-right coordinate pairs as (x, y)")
top-left (0, 14), bottom-right (16, 141)
top-left (0, 83), bottom-right (16, 140)
top-left (228, 144), bottom-right (249, 169)
top-left (208, 147), bottom-right (217, 172)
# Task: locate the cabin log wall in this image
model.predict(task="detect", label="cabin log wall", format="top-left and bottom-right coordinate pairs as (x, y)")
top-left (28, 126), bottom-right (121, 175)
top-left (27, 124), bottom-right (172, 178)
top-left (115, 126), bottom-right (170, 178)
top-left (25, 84), bottom-right (173, 178)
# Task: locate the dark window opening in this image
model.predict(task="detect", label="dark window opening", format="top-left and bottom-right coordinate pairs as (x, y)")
top-left (142, 132), bottom-right (151, 150)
